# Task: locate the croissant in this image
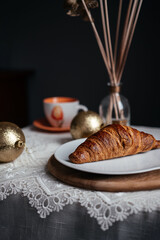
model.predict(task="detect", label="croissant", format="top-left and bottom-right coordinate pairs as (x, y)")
top-left (69, 124), bottom-right (160, 164)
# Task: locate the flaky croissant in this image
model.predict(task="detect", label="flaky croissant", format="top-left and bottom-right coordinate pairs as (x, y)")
top-left (69, 124), bottom-right (160, 164)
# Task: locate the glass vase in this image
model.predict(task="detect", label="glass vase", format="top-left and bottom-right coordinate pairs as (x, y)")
top-left (99, 83), bottom-right (130, 126)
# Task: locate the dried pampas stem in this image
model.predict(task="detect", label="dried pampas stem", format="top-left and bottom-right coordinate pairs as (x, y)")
top-left (114, 0), bottom-right (122, 68)
top-left (100, 0), bottom-right (111, 70)
top-left (117, 0), bottom-right (138, 79)
top-left (117, 0), bottom-right (143, 83)
top-left (81, 0), bottom-right (112, 79)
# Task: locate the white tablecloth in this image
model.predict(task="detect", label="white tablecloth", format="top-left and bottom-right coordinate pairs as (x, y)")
top-left (1, 125), bottom-right (160, 236)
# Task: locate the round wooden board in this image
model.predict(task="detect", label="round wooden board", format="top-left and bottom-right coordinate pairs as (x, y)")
top-left (47, 155), bottom-right (160, 192)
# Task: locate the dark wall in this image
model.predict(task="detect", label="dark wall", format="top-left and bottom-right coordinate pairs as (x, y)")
top-left (0, 0), bottom-right (160, 127)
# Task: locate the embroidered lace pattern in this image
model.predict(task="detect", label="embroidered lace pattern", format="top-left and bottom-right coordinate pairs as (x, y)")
top-left (0, 126), bottom-right (160, 231)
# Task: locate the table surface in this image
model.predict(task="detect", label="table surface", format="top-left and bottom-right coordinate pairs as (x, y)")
top-left (1, 125), bottom-right (160, 240)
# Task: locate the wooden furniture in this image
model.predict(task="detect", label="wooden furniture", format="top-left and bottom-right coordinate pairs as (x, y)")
top-left (0, 70), bottom-right (34, 127)
top-left (48, 155), bottom-right (160, 192)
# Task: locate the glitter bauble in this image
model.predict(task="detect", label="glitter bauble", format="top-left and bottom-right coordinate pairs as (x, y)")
top-left (0, 122), bottom-right (25, 163)
top-left (70, 110), bottom-right (103, 139)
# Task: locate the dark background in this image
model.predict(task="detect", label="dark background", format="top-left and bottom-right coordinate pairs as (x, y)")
top-left (0, 0), bottom-right (160, 127)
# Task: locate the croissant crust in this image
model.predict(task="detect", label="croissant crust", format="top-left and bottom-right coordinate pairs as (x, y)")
top-left (69, 124), bottom-right (160, 164)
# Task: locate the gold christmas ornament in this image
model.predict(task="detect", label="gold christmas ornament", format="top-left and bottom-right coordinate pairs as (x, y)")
top-left (0, 122), bottom-right (25, 163)
top-left (70, 110), bottom-right (103, 139)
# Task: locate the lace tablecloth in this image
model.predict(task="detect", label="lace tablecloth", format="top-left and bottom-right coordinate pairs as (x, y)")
top-left (1, 125), bottom-right (160, 231)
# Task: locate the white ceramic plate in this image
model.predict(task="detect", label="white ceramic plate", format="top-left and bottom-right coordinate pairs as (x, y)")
top-left (54, 138), bottom-right (160, 175)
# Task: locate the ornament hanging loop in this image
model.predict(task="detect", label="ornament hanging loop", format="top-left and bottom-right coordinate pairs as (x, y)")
top-left (15, 140), bottom-right (25, 148)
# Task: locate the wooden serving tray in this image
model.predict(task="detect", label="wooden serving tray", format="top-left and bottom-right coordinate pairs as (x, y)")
top-left (47, 155), bottom-right (160, 192)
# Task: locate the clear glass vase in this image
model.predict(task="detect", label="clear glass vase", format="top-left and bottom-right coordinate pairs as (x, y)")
top-left (99, 83), bottom-right (130, 126)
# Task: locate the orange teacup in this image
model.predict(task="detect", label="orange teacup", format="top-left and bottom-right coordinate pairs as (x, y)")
top-left (43, 97), bottom-right (87, 128)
